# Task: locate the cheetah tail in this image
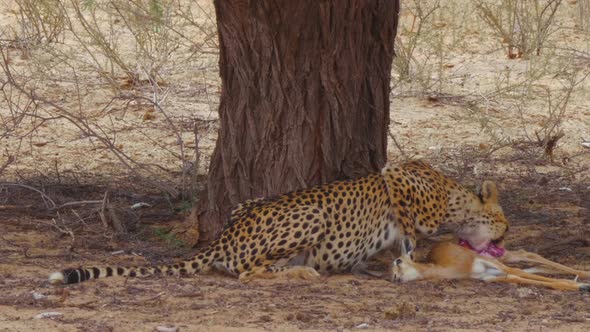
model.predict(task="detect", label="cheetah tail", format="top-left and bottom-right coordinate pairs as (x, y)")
top-left (48, 249), bottom-right (215, 285)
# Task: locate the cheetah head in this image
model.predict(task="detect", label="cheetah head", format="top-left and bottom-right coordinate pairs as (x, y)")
top-left (456, 181), bottom-right (509, 251)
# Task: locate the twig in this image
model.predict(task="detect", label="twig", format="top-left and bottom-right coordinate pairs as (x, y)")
top-left (34, 218), bottom-right (75, 241)
top-left (99, 191), bottom-right (110, 229)
top-left (388, 130), bottom-right (407, 159)
top-left (0, 155), bottom-right (15, 176)
top-left (0, 234), bottom-right (19, 247)
top-left (145, 291), bottom-right (166, 302)
top-left (0, 182), bottom-right (56, 209)
top-left (50, 200), bottom-right (103, 211)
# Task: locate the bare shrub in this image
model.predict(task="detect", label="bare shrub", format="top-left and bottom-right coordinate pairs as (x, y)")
top-left (0, 1), bottom-right (219, 201)
top-left (461, 54), bottom-right (589, 165)
top-left (475, 0), bottom-right (562, 59)
top-left (4, 0), bottom-right (219, 87)
top-left (393, 0), bottom-right (441, 82)
top-left (515, 71), bottom-right (588, 161)
top-left (392, 0), bottom-right (479, 96)
top-left (392, 0), bottom-right (588, 167)
top-left (9, 0), bottom-right (66, 45)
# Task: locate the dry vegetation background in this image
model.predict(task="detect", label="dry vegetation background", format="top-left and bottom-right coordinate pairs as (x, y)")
top-left (1, 0), bottom-right (590, 331)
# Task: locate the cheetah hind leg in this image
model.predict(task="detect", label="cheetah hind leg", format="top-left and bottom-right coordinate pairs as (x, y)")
top-left (237, 205), bottom-right (327, 283)
top-left (239, 264), bottom-right (320, 283)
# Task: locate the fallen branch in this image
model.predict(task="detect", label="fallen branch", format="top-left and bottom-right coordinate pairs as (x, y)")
top-left (50, 200), bottom-right (103, 211)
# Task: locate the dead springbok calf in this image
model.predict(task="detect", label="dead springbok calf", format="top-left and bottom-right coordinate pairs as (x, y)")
top-left (391, 241), bottom-right (590, 292)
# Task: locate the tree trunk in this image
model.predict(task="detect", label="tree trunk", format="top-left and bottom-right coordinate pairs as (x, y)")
top-left (194, 0), bottom-right (400, 244)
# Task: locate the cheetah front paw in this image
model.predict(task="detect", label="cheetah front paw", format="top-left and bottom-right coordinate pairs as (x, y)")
top-left (292, 266), bottom-right (321, 280)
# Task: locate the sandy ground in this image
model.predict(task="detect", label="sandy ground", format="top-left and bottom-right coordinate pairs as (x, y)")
top-left (1, 0), bottom-right (590, 331)
top-left (1, 187), bottom-right (590, 332)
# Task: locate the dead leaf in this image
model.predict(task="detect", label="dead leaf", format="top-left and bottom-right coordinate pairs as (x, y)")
top-left (143, 112), bottom-right (156, 121)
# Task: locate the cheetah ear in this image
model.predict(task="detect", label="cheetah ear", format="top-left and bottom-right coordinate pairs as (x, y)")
top-left (480, 181), bottom-right (498, 204)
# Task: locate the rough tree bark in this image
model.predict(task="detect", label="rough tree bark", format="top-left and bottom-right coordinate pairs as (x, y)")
top-left (193, 0), bottom-right (400, 244)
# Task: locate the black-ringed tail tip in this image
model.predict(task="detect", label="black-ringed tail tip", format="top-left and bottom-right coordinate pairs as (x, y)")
top-left (48, 268), bottom-right (123, 285)
top-left (48, 271), bottom-right (66, 285)
top-left (48, 267), bottom-right (141, 285)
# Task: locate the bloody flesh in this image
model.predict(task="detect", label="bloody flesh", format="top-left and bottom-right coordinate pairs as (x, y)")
top-left (458, 239), bottom-right (506, 258)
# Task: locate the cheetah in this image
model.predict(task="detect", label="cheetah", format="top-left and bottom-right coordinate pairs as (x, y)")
top-left (49, 160), bottom-right (509, 285)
